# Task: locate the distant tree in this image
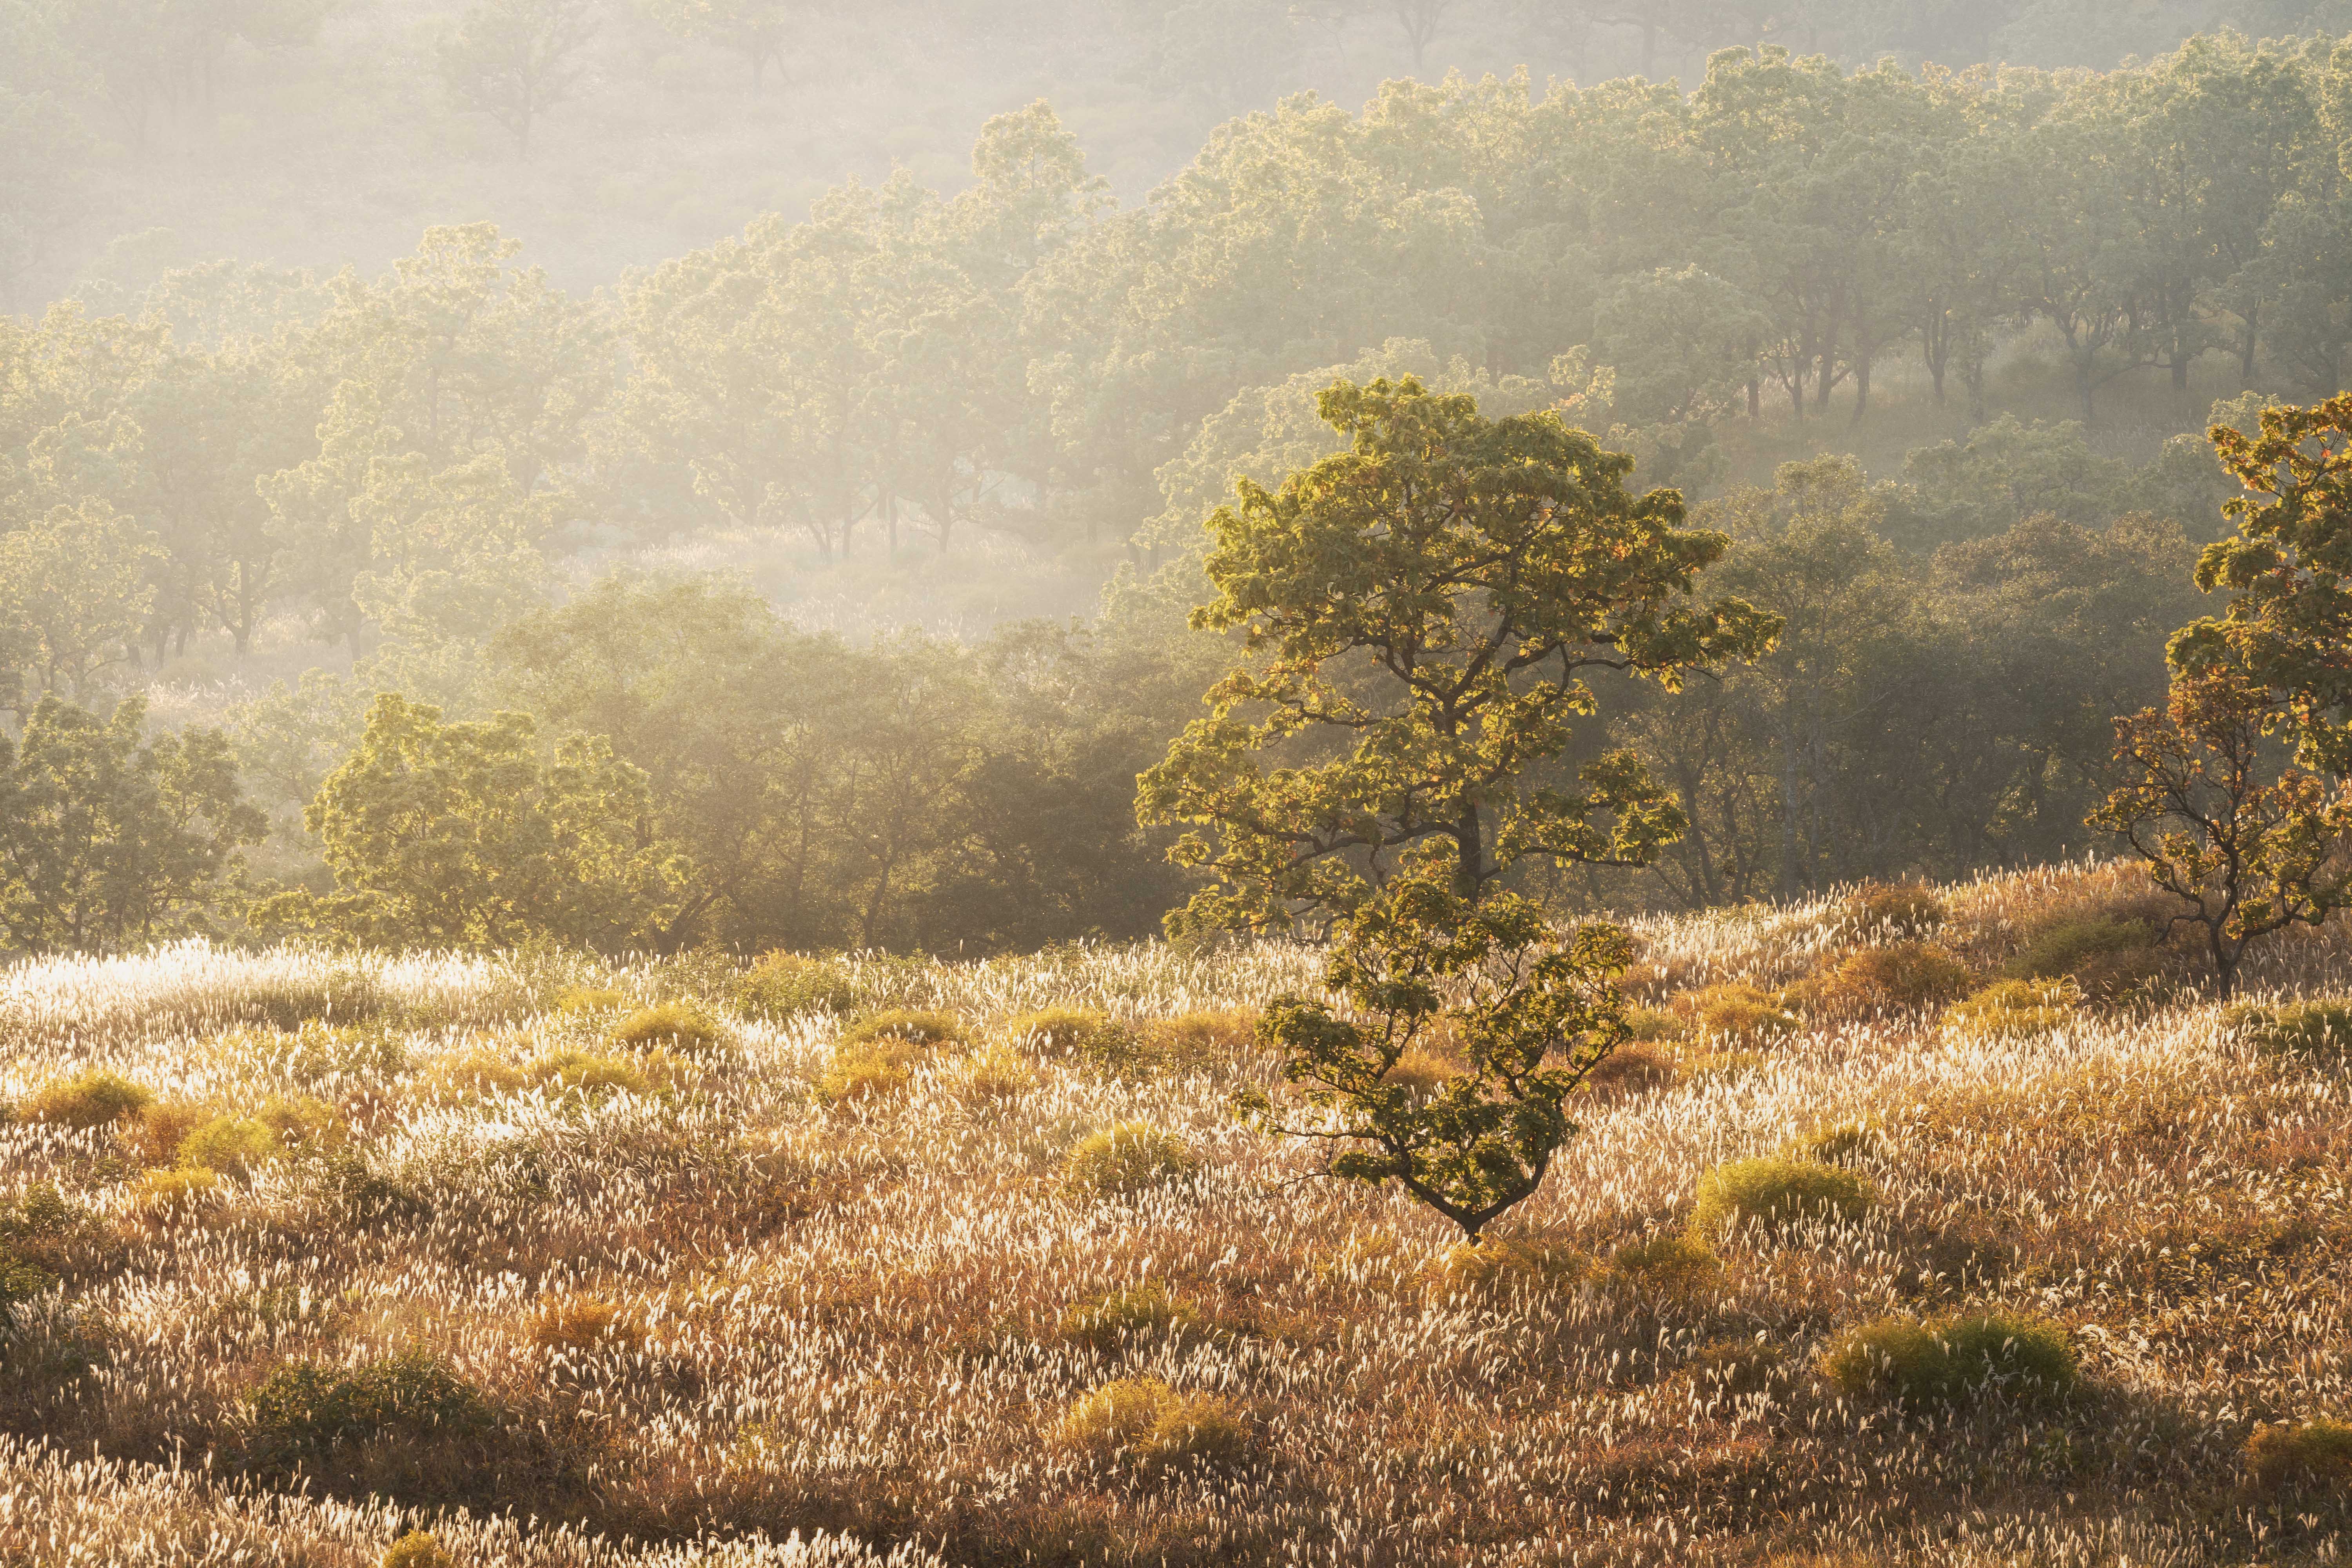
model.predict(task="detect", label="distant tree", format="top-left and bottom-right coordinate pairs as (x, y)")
top-left (2089, 668), bottom-right (2352, 998)
top-left (0, 695), bottom-right (265, 953)
top-left (0, 499), bottom-right (161, 713)
top-left (262, 693), bottom-right (686, 950)
top-left (1142, 378), bottom-right (1775, 1241)
top-left (439, 0), bottom-right (595, 157)
top-left (640, 0), bottom-right (795, 91)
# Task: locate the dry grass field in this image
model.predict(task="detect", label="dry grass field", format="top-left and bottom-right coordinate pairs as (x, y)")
top-left (0, 862), bottom-right (2347, 1567)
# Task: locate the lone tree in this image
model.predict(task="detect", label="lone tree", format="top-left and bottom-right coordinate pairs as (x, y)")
top-left (2089, 668), bottom-right (2352, 999)
top-left (1140, 377), bottom-right (1776, 1240)
top-left (439, 0), bottom-right (595, 157)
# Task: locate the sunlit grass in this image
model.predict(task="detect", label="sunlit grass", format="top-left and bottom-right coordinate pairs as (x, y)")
top-left (0, 862), bottom-right (2345, 1563)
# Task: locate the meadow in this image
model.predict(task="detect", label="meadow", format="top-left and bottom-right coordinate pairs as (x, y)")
top-left (0, 862), bottom-right (2346, 1567)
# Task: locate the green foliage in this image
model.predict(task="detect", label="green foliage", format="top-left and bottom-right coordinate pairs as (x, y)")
top-left (0, 695), bottom-right (264, 953)
top-left (606, 1001), bottom-right (726, 1054)
top-left (734, 952), bottom-right (858, 1018)
top-left (1691, 1157), bottom-right (1875, 1233)
top-left (2090, 666), bottom-right (2352, 997)
top-left (1943, 979), bottom-right (2080, 1039)
top-left (1063, 1122), bottom-right (1196, 1197)
top-left (2227, 998), bottom-right (2352, 1061)
top-left (1823, 1310), bottom-right (2079, 1408)
top-left (246, 1350), bottom-right (497, 1468)
top-left (262, 693), bottom-right (687, 952)
top-left (1059, 1286), bottom-right (1201, 1352)
top-left (2004, 917), bottom-right (2159, 984)
top-left (381, 1532), bottom-right (457, 1568)
top-left (1053, 1377), bottom-right (1252, 1472)
top-left (24, 1070), bottom-right (151, 1129)
top-left (1138, 376), bottom-right (1777, 933)
top-left (841, 1009), bottom-right (965, 1048)
top-left (2245, 1417), bottom-right (2352, 1498)
top-left (177, 1116), bottom-right (279, 1177)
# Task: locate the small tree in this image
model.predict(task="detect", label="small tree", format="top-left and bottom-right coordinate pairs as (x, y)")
top-left (2088, 668), bottom-right (2352, 998)
top-left (1141, 377), bottom-right (1775, 1239)
top-left (640, 0), bottom-right (795, 91)
top-left (439, 0), bottom-right (595, 157)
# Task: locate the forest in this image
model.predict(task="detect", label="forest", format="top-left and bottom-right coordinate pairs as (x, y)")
top-left (11, 20), bottom-right (2352, 954)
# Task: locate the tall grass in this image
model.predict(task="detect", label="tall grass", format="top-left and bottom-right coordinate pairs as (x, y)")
top-left (0, 862), bottom-right (2344, 1564)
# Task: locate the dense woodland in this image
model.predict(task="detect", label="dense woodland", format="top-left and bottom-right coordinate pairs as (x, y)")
top-left (9, 19), bottom-right (2352, 955)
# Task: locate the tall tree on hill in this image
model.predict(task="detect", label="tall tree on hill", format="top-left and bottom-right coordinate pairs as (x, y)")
top-left (1141, 377), bottom-right (1776, 1240)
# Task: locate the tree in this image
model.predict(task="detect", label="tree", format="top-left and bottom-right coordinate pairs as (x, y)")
top-left (641, 0), bottom-right (795, 90)
top-left (0, 695), bottom-right (264, 953)
top-left (439, 0), bottom-right (594, 157)
top-left (0, 498), bottom-right (161, 712)
top-left (2088, 668), bottom-right (2352, 998)
top-left (1138, 377), bottom-right (1778, 929)
top-left (1140, 378), bottom-right (1775, 1241)
top-left (264, 693), bottom-right (686, 950)
top-left (2173, 392), bottom-right (2352, 773)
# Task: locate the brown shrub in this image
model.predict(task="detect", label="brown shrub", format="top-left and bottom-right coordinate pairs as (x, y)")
top-left (1834, 881), bottom-right (1947, 941)
top-left (1790, 941), bottom-right (1973, 1022)
top-left (1671, 983), bottom-right (1796, 1045)
top-left (122, 1101), bottom-right (208, 1167)
top-left (2245, 1417), bottom-right (2352, 1497)
top-left (1583, 1044), bottom-right (1680, 1100)
top-left (531, 1295), bottom-right (647, 1354)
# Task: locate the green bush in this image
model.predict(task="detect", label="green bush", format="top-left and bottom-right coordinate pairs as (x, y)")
top-left (1943, 978), bottom-right (2079, 1038)
top-left (1691, 1156), bottom-right (1874, 1232)
top-left (1608, 1233), bottom-right (1722, 1294)
top-left (381, 1532), bottom-right (457, 1568)
top-left (2228, 999), bottom-right (2352, 1061)
top-left (734, 952), bottom-right (858, 1018)
top-left (608, 1002), bottom-right (727, 1054)
top-left (2245, 1417), bottom-right (2352, 1497)
top-left (247, 1350), bottom-right (497, 1467)
top-left (1790, 1122), bottom-right (1882, 1167)
top-left (1053, 1376), bottom-right (1253, 1471)
top-left (2005, 916), bottom-right (2153, 982)
top-left (816, 1037), bottom-right (922, 1105)
top-left (1835, 881), bottom-right (1947, 940)
top-left (1006, 1007), bottom-right (1118, 1055)
top-left (1064, 1122), bottom-right (1196, 1196)
top-left (528, 1050), bottom-right (653, 1096)
top-left (178, 1116), bottom-right (279, 1177)
top-left (552, 986), bottom-right (629, 1016)
top-left (1060, 1286), bottom-right (1201, 1352)
top-left (25, 1071), bottom-right (152, 1129)
top-left (1824, 1309), bottom-right (2078, 1408)
top-left (842, 1008), bottom-right (965, 1048)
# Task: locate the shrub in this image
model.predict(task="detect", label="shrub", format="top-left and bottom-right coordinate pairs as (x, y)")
top-left (734, 952), bottom-right (858, 1019)
top-left (416, 1051), bottom-right (526, 1102)
top-left (1006, 1007), bottom-right (1117, 1058)
top-left (608, 1002), bottom-right (727, 1054)
top-left (530, 1295), bottom-right (646, 1354)
top-left (1437, 1238), bottom-right (1590, 1295)
top-left (123, 1101), bottom-right (209, 1166)
top-left (955, 1042), bottom-right (1035, 1101)
top-left (246, 1350), bottom-right (497, 1468)
top-left (1673, 983), bottom-right (1796, 1045)
top-left (1136, 1009), bottom-right (1259, 1072)
top-left (2229, 998), bottom-right (2352, 1061)
top-left (25, 1071), bottom-right (151, 1129)
top-left (1064, 1122), bottom-right (1196, 1196)
top-left (1823, 1309), bottom-right (2077, 1408)
top-left (2245, 1417), bottom-right (2352, 1497)
top-left (1793, 941), bottom-right (1973, 1021)
top-left (843, 1008), bottom-right (965, 1048)
top-left (552, 986), bottom-right (629, 1016)
top-left (1060, 1286), bottom-right (1201, 1353)
top-left (382, 1532), bottom-right (457, 1568)
top-left (133, 1167), bottom-right (219, 1211)
top-left (1791, 1122), bottom-right (1882, 1167)
top-left (817, 1038), bottom-right (923, 1105)
top-left (527, 1050), bottom-right (652, 1096)
top-left (1943, 978), bottom-right (2079, 1038)
top-left (0, 1246), bottom-right (57, 1317)
top-left (1583, 1044), bottom-right (1680, 1099)
top-left (1835, 881), bottom-right (1948, 940)
top-left (178, 1116), bottom-right (279, 1178)
top-left (1053, 1377), bottom-right (1252, 1472)
top-left (1608, 1233), bottom-right (1723, 1294)
top-left (1692, 1156), bottom-right (1875, 1232)
top-left (1624, 1005), bottom-right (1682, 1042)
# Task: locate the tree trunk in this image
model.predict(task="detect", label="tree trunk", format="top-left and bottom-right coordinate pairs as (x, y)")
top-left (1454, 801), bottom-right (1485, 902)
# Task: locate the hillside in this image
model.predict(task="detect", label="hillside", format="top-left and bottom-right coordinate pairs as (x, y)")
top-left (0, 861), bottom-right (2346, 1566)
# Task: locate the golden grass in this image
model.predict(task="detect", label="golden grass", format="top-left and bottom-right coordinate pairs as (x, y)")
top-left (0, 862), bottom-right (2342, 1563)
